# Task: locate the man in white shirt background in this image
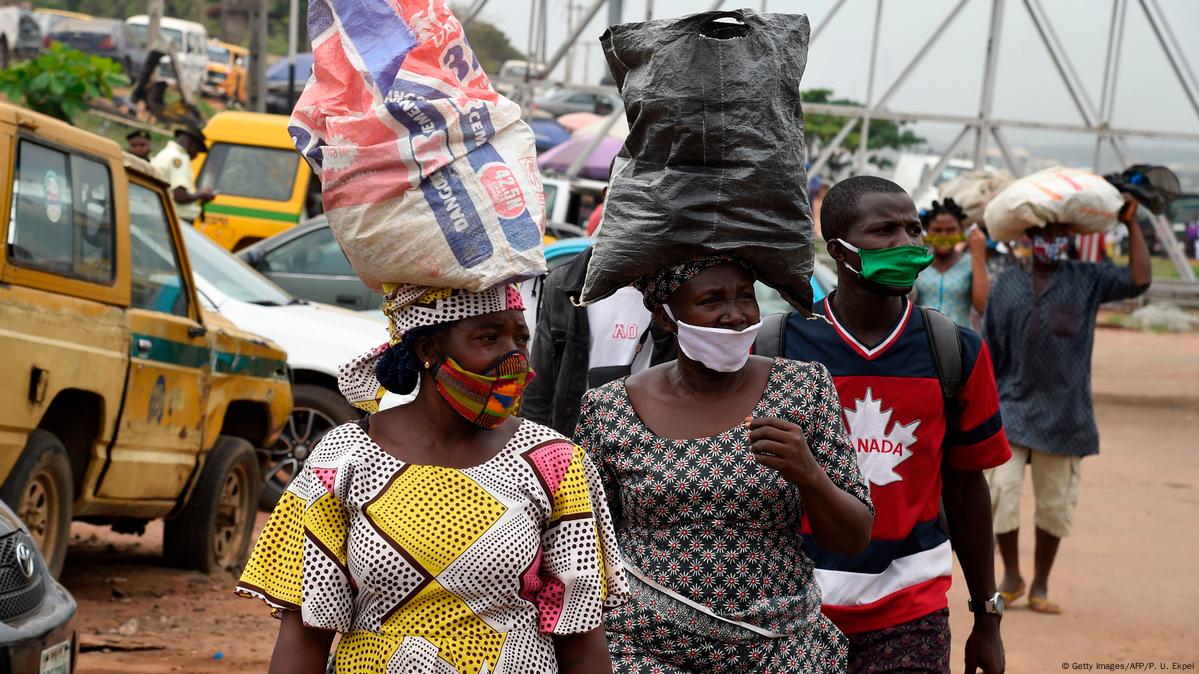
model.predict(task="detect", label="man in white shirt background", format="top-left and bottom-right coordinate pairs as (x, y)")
top-left (151, 127), bottom-right (216, 226)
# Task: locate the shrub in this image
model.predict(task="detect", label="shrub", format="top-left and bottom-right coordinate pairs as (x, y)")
top-left (0, 42), bottom-right (126, 122)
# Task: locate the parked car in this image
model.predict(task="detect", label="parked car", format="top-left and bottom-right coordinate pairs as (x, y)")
top-left (0, 499), bottom-right (76, 674)
top-left (0, 7), bottom-right (42, 69)
top-left (542, 175), bottom-right (607, 228)
top-left (31, 8), bottom-right (91, 37)
top-left (0, 100), bottom-right (291, 575)
top-left (46, 18), bottom-right (130, 73)
top-left (264, 52), bottom-right (314, 114)
top-left (124, 15), bottom-right (209, 95)
top-left (183, 226), bottom-right (385, 507)
top-left (533, 87), bottom-right (620, 117)
top-left (493, 59), bottom-right (546, 95)
top-left (204, 40), bottom-right (248, 105)
top-left (239, 216), bottom-right (378, 311)
top-left (194, 111), bottom-right (321, 251)
top-left (238, 215), bottom-right (585, 313)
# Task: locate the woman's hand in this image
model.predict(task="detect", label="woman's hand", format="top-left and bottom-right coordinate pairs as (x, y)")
top-left (269, 611), bottom-right (335, 674)
top-left (746, 417), bottom-right (826, 488)
top-left (747, 415), bottom-right (874, 556)
top-left (967, 224), bottom-right (988, 258)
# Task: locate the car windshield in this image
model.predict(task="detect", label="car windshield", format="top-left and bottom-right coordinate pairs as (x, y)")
top-left (127, 23), bottom-right (184, 50)
top-left (197, 143), bottom-right (299, 202)
top-left (208, 45), bottom-right (229, 62)
top-left (182, 226), bottom-right (293, 306)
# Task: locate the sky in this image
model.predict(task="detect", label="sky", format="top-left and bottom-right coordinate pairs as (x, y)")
top-left (476, 0), bottom-right (1199, 173)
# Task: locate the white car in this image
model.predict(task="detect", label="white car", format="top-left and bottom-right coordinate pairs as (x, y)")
top-left (181, 226), bottom-right (388, 507)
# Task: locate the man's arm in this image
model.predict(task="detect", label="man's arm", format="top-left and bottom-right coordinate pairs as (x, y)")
top-left (943, 467), bottom-right (1005, 674)
top-left (172, 185), bottom-right (216, 205)
top-left (968, 226), bottom-right (992, 314)
top-left (1121, 198), bottom-right (1152, 287)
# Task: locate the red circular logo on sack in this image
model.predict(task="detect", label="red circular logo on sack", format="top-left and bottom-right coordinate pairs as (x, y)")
top-left (480, 164), bottom-right (526, 219)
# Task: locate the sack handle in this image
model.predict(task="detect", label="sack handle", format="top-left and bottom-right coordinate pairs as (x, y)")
top-left (687, 9), bottom-right (759, 38)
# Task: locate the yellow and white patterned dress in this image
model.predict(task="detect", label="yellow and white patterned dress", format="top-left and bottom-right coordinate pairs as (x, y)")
top-left (236, 419), bottom-right (629, 674)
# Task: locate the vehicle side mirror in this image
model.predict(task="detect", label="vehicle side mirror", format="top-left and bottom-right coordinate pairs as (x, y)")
top-left (242, 249), bottom-right (264, 268)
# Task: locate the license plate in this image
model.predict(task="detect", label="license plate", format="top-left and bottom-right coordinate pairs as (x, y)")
top-left (40, 640), bottom-right (71, 674)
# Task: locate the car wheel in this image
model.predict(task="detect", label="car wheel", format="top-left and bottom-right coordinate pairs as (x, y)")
top-left (259, 384), bottom-right (358, 510)
top-left (0, 431), bottom-right (72, 577)
top-left (163, 436), bottom-right (260, 573)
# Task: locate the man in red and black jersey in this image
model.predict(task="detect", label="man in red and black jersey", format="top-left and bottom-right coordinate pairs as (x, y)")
top-left (782, 176), bottom-right (1011, 674)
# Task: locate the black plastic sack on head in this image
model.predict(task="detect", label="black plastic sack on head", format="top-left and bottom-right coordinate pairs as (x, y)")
top-left (1103, 164), bottom-right (1181, 215)
top-left (581, 9), bottom-right (814, 311)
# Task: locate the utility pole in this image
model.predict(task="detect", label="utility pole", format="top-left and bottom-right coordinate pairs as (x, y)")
top-left (248, 0), bottom-right (268, 112)
top-left (146, 0), bottom-right (163, 52)
top-left (287, 0), bottom-right (299, 110)
top-left (646, 0), bottom-right (653, 21)
top-left (564, 1), bottom-right (576, 83)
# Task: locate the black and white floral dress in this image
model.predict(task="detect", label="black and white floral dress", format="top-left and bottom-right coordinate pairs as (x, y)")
top-left (574, 358), bottom-right (872, 674)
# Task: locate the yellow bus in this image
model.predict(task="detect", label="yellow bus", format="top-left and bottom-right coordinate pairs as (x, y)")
top-left (193, 111), bottom-right (319, 251)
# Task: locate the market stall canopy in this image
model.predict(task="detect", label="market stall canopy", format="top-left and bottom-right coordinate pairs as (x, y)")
top-left (574, 113), bottom-right (630, 142)
top-left (531, 118), bottom-right (571, 152)
top-left (556, 111), bottom-right (603, 132)
top-left (537, 135), bottom-right (623, 181)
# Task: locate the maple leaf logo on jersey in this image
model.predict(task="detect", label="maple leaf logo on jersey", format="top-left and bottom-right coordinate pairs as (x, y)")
top-left (843, 388), bottom-right (920, 486)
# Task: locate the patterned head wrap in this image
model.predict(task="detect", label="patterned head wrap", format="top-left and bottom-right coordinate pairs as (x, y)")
top-left (634, 255), bottom-right (750, 311)
top-left (339, 283), bottom-right (526, 412)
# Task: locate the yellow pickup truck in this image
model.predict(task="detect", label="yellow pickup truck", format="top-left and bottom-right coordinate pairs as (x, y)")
top-left (0, 101), bottom-right (292, 575)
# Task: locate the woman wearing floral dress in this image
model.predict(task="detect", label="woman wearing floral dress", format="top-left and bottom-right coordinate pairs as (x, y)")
top-left (236, 283), bottom-right (629, 674)
top-left (574, 257), bottom-right (875, 673)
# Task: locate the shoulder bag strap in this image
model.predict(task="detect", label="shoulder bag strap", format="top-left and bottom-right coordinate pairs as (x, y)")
top-left (753, 312), bottom-right (789, 358)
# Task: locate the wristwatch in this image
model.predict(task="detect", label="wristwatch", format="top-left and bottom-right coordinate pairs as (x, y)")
top-left (967, 592), bottom-right (1005, 616)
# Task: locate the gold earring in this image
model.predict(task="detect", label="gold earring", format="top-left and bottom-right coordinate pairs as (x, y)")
top-left (424, 361), bottom-right (430, 369)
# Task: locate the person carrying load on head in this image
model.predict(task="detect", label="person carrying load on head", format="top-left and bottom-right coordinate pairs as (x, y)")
top-left (236, 283), bottom-right (629, 673)
top-left (574, 254), bottom-right (874, 674)
top-left (572, 9), bottom-right (876, 673)
top-left (982, 167), bottom-right (1153, 617)
top-left (235, 1), bottom-right (626, 672)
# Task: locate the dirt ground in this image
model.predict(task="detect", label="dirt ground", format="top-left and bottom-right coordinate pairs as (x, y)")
top-left (65, 325), bottom-right (1199, 674)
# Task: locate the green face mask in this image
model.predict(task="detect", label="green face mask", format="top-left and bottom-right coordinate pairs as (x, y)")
top-left (835, 239), bottom-right (934, 288)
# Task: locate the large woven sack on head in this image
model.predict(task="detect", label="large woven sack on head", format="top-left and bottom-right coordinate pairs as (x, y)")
top-left (984, 167), bottom-right (1124, 242)
top-left (938, 170), bottom-right (1015, 227)
top-left (289, 0), bottom-right (546, 291)
top-left (581, 9), bottom-right (815, 310)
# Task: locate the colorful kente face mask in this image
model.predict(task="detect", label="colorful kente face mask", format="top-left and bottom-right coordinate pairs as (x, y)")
top-left (433, 351), bottom-right (534, 429)
top-left (1031, 235), bottom-right (1070, 264)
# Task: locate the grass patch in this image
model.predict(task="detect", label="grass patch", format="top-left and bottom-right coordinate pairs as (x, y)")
top-left (1110, 255), bottom-right (1199, 280)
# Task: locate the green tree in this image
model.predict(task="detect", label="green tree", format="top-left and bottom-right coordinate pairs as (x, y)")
top-left (802, 88), bottom-right (925, 175)
top-left (453, 6), bottom-right (524, 76)
top-left (0, 42), bottom-right (126, 122)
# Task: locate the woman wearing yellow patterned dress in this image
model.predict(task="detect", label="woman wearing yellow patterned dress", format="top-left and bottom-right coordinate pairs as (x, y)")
top-left (235, 283), bottom-right (630, 674)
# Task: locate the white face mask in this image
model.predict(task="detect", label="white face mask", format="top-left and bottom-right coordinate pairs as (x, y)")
top-left (664, 305), bottom-right (762, 372)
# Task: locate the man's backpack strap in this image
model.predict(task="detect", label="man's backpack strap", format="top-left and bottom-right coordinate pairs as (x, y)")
top-left (922, 306), bottom-right (965, 542)
top-left (754, 312), bottom-right (789, 358)
top-left (921, 307), bottom-right (964, 402)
